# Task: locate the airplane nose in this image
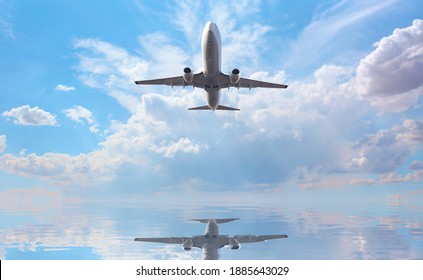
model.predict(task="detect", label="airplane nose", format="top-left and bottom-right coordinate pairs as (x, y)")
top-left (205, 21), bottom-right (216, 32)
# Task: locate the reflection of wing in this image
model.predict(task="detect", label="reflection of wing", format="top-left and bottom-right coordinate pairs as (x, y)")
top-left (134, 237), bottom-right (186, 244)
top-left (134, 73), bottom-right (204, 88)
top-left (233, 234), bottom-right (288, 243)
top-left (135, 236), bottom-right (206, 249)
top-left (220, 73), bottom-right (288, 89)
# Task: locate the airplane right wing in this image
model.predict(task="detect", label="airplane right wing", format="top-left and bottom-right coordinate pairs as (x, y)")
top-left (233, 234), bottom-right (288, 243)
top-left (220, 73), bottom-right (288, 89)
top-left (217, 234), bottom-right (287, 248)
top-left (237, 77), bottom-right (288, 89)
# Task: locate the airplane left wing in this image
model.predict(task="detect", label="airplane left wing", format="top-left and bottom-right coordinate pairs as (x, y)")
top-left (220, 73), bottom-right (288, 89)
top-left (134, 73), bottom-right (204, 88)
top-left (135, 236), bottom-right (206, 249)
top-left (233, 234), bottom-right (288, 243)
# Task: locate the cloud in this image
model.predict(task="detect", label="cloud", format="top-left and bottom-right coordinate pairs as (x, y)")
top-left (0, 150), bottom-right (117, 186)
top-left (63, 105), bottom-right (99, 134)
top-left (349, 119), bottom-right (423, 173)
top-left (409, 160), bottom-right (423, 171)
top-left (2, 105), bottom-right (58, 126)
top-left (0, 0), bottom-right (15, 40)
top-left (353, 19), bottom-right (423, 112)
top-left (286, 0), bottom-right (398, 73)
top-left (350, 177), bottom-right (376, 185)
top-left (380, 172), bottom-right (420, 185)
top-left (55, 84), bottom-right (76, 92)
top-left (150, 138), bottom-right (209, 158)
top-left (137, 32), bottom-right (189, 76)
top-left (0, 135), bottom-right (6, 153)
top-left (0, 16), bottom-right (14, 39)
top-left (74, 38), bottom-right (149, 113)
top-left (379, 160), bottom-right (423, 185)
top-left (0, 186), bottom-right (63, 213)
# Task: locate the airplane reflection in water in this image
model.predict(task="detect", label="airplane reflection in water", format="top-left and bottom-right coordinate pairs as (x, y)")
top-left (135, 218), bottom-right (288, 260)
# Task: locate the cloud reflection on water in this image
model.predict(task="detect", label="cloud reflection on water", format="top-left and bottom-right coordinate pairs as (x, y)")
top-left (0, 186), bottom-right (422, 260)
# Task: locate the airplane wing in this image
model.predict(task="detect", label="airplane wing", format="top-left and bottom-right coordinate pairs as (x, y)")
top-left (134, 237), bottom-right (186, 244)
top-left (135, 236), bottom-right (206, 249)
top-left (217, 234), bottom-right (287, 248)
top-left (220, 73), bottom-right (288, 89)
top-left (237, 77), bottom-right (288, 89)
top-left (134, 72), bottom-right (204, 88)
top-left (233, 234), bottom-right (288, 243)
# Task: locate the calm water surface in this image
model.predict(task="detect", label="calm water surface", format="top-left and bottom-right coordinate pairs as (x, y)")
top-left (1, 190), bottom-right (422, 260)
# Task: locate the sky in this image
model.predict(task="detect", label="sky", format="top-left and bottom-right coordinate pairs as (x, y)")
top-left (0, 0), bottom-right (423, 259)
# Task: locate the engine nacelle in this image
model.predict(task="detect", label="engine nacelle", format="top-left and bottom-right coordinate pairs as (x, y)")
top-left (229, 68), bottom-right (240, 85)
top-left (229, 238), bottom-right (240, 250)
top-left (182, 238), bottom-right (193, 251)
top-left (183, 67), bottom-right (194, 84)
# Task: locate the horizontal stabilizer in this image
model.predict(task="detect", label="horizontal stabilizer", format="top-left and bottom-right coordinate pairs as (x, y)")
top-left (190, 218), bottom-right (240, 224)
top-left (188, 105), bottom-right (211, 110)
top-left (216, 105), bottom-right (240, 111)
top-left (188, 105), bottom-right (240, 111)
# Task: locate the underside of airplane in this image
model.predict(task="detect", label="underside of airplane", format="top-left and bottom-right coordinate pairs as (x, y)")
top-left (134, 22), bottom-right (288, 111)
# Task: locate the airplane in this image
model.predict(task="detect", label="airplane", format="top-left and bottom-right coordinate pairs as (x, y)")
top-left (134, 218), bottom-right (288, 260)
top-left (134, 21), bottom-right (288, 111)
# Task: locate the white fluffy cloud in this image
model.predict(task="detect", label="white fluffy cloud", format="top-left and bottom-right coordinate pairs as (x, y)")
top-left (354, 19), bottom-right (423, 112)
top-left (0, 150), bottom-right (117, 186)
top-left (55, 84), bottom-right (76, 92)
top-left (0, 135), bottom-right (6, 153)
top-left (349, 119), bottom-right (423, 173)
top-left (74, 38), bottom-right (149, 113)
top-left (150, 138), bottom-right (208, 158)
top-left (63, 105), bottom-right (99, 134)
top-left (2, 105), bottom-right (57, 126)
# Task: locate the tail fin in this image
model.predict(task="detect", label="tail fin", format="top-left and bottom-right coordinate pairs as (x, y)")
top-left (190, 218), bottom-right (240, 224)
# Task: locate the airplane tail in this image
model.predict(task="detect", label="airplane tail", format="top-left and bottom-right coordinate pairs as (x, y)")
top-left (190, 218), bottom-right (240, 224)
top-left (188, 105), bottom-right (240, 111)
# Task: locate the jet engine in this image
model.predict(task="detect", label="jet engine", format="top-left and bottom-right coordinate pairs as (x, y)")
top-left (182, 238), bottom-right (193, 250)
top-left (229, 238), bottom-right (240, 250)
top-left (183, 67), bottom-right (194, 84)
top-left (229, 68), bottom-right (240, 85)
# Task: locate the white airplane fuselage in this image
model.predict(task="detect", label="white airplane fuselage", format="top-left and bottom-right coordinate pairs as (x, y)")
top-left (201, 22), bottom-right (222, 110)
top-left (197, 219), bottom-right (222, 260)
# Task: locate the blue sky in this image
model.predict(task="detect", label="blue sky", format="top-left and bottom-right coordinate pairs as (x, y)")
top-left (0, 0), bottom-right (423, 259)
